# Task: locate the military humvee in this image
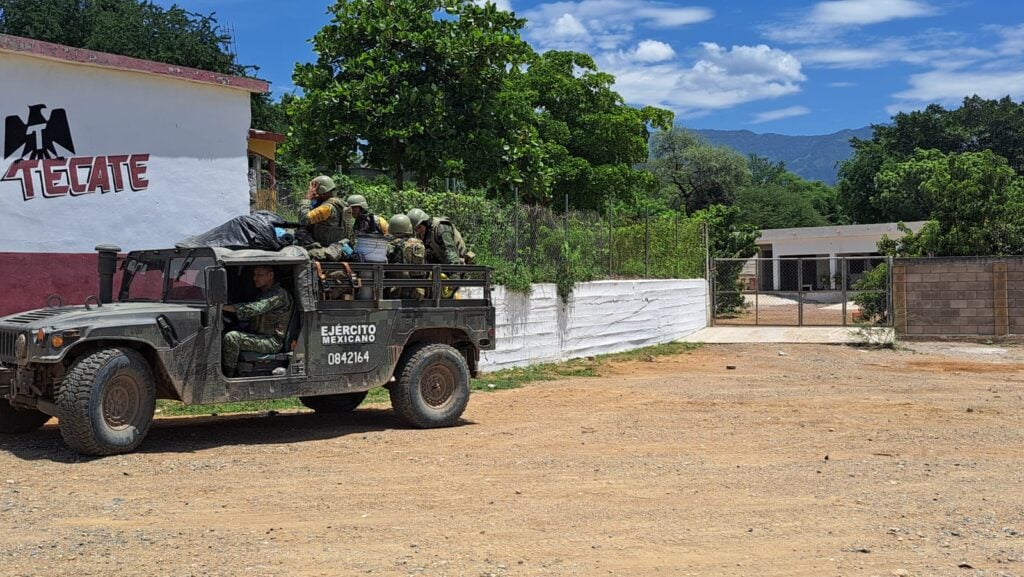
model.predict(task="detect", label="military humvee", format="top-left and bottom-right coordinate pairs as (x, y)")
top-left (0, 245), bottom-right (496, 456)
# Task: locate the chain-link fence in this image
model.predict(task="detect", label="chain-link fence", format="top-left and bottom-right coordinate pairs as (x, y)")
top-left (264, 186), bottom-right (707, 284)
top-left (713, 256), bottom-right (891, 326)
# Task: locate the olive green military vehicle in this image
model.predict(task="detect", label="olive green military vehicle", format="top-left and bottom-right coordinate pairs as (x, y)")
top-left (0, 245), bottom-right (496, 456)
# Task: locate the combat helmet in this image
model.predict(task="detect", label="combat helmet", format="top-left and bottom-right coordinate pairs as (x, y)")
top-left (389, 214), bottom-right (414, 236)
top-left (346, 194), bottom-right (370, 210)
top-left (407, 208), bottom-right (430, 228)
top-left (311, 175), bottom-right (337, 196)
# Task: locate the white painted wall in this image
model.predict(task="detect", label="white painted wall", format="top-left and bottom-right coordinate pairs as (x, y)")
top-left (468, 279), bottom-right (707, 371)
top-left (758, 222), bottom-right (926, 257)
top-left (0, 52), bottom-right (251, 253)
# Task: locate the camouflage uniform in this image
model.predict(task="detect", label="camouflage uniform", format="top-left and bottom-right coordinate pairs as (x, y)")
top-left (300, 197), bottom-right (353, 260)
top-left (222, 283), bottom-right (293, 376)
top-left (386, 236), bottom-right (426, 299)
top-left (422, 217), bottom-right (468, 265)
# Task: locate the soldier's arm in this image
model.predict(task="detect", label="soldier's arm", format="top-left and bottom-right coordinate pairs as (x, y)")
top-left (235, 291), bottom-right (288, 320)
top-left (299, 203), bottom-right (333, 225)
top-left (440, 226), bottom-right (460, 265)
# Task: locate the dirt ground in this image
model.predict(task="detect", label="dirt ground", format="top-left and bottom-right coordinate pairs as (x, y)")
top-left (1, 342), bottom-right (1022, 577)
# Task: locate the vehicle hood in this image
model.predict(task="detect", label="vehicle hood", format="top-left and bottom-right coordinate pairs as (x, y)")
top-left (0, 302), bottom-right (204, 333)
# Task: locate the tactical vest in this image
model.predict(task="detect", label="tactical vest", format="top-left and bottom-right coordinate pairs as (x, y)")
top-left (426, 218), bottom-right (467, 264)
top-left (249, 285), bottom-right (293, 341)
top-left (311, 197), bottom-right (351, 246)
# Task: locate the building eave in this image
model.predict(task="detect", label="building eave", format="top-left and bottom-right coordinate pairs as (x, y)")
top-left (0, 33), bottom-right (269, 94)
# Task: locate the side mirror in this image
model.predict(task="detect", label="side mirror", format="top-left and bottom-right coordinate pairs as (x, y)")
top-left (206, 267), bottom-right (229, 305)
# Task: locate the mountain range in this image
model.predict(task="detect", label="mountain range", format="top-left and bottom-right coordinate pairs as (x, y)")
top-left (691, 126), bottom-right (874, 185)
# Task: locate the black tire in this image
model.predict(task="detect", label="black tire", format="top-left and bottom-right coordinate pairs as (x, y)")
top-left (56, 347), bottom-right (156, 456)
top-left (0, 400), bottom-right (51, 434)
top-left (389, 343), bottom-right (470, 428)
top-left (299, 391), bottom-right (368, 413)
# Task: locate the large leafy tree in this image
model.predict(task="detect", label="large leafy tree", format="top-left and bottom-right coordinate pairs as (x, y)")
top-left (875, 149), bottom-right (1024, 256)
top-left (734, 155), bottom-right (838, 229)
top-left (290, 0), bottom-right (534, 189)
top-left (0, 0), bottom-right (277, 129)
top-left (646, 128), bottom-right (750, 214)
top-left (512, 51), bottom-right (674, 208)
top-left (837, 95), bottom-right (1024, 223)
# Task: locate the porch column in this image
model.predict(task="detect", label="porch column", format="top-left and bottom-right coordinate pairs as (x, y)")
top-left (773, 258), bottom-right (781, 291)
top-left (829, 253), bottom-right (838, 289)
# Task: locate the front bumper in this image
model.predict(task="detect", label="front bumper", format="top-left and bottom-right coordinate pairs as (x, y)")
top-left (1, 366), bottom-right (13, 400)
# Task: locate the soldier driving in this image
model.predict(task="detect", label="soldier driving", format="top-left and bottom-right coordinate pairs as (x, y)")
top-left (221, 266), bottom-right (293, 377)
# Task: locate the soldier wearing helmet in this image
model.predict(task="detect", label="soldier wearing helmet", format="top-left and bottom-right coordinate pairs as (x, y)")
top-left (346, 194), bottom-right (388, 236)
top-left (407, 208), bottom-right (471, 265)
top-left (385, 214), bottom-right (426, 299)
top-left (299, 175), bottom-right (352, 252)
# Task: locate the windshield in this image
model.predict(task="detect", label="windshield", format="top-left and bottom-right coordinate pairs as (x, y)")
top-left (119, 253), bottom-right (214, 303)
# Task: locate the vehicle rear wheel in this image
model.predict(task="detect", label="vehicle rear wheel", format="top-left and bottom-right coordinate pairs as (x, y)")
top-left (299, 391), bottom-right (368, 413)
top-left (389, 343), bottom-right (469, 428)
top-left (0, 400), bottom-right (51, 434)
top-left (57, 347), bottom-right (156, 456)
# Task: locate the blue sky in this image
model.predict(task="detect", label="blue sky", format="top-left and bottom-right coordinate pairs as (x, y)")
top-left (160, 0), bottom-right (1024, 135)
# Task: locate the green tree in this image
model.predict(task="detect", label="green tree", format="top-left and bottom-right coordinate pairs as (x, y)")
top-left (837, 95), bottom-right (1024, 223)
top-left (693, 204), bottom-right (759, 313)
top-left (734, 155), bottom-right (835, 229)
top-left (875, 149), bottom-right (1024, 256)
top-left (646, 128), bottom-right (751, 214)
top-left (0, 0), bottom-right (276, 128)
top-left (290, 0), bottom-right (534, 190)
top-left (512, 51), bottom-right (673, 209)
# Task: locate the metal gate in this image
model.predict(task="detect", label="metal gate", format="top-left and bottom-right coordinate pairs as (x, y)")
top-left (711, 256), bottom-right (893, 327)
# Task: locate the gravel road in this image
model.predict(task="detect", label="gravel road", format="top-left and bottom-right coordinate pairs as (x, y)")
top-left (1, 342), bottom-right (1022, 577)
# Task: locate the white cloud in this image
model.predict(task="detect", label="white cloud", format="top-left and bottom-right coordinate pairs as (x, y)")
top-left (751, 106), bottom-right (811, 124)
top-left (523, 1), bottom-right (712, 51)
top-left (632, 40), bottom-right (676, 63)
top-left (892, 67), bottom-right (1024, 107)
top-left (995, 24), bottom-right (1024, 55)
top-left (601, 43), bottom-right (806, 117)
top-left (809, 0), bottom-right (936, 26)
top-left (472, 0), bottom-right (513, 12)
top-left (763, 0), bottom-right (938, 44)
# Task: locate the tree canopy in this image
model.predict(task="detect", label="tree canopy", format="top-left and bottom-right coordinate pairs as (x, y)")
top-left (289, 0), bottom-right (535, 190)
top-left (837, 95), bottom-right (1024, 224)
top-left (0, 0), bottom-right (277, 129)
top-left (645, 128), bottom-right (750, 214)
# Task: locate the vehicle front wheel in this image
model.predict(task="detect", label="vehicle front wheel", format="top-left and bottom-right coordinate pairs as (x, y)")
top-left (389, 343), bottom-right (470, 428)
top-left (0, 400), bottom-right (51, 434)
top-left (57, 347), bottom-right (156, 456)
top-left (299, 391), bottom-right (368, 413)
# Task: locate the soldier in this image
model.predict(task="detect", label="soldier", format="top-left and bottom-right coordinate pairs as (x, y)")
top-left (407, 208), bottom-right (471, 265)
top-left (346, 194), bottom-right (388, 235)
top-left (385, 214), bottom-right (426, 299)
top-left (299, 176), bottom-right (352, 259)
top-left (221, 266), bottom-right (293, 377)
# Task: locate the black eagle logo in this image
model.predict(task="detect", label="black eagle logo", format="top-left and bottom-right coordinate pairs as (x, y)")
top-left (4, 104), bottom-right (76, 161)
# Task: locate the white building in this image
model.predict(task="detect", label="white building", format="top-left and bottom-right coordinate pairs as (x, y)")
top-left (0, 34), bottom-right (268, 315)
top-left (752, 221), bottom-right (926, 291)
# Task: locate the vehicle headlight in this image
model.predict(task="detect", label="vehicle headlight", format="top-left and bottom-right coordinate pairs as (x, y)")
top-left (15, 334), bottom-right (27, 359)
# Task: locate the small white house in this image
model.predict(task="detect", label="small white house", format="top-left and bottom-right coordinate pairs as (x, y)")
top-left (0, 33), bottom-right (269, 315)
top-left (750, 221), bottom-right (926, 291)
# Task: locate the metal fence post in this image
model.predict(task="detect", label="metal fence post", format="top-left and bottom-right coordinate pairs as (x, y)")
top-left (797, 258), bottom-right (804, 326)
top-left (644, 207), bottom-right (650, 278)
top-left (607, 201), bottom-right (613, 277)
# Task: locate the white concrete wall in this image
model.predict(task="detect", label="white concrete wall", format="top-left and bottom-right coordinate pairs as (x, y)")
top-left (471, 279), bottom-right (707, 371)
top-left (0, 52), bottom-right (251, 253)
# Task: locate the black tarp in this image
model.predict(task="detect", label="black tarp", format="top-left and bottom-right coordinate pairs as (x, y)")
top-left (176, 211), bottom-right (287, 250)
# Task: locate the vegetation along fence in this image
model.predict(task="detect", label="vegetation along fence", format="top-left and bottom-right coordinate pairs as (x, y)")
top-left (272, 187), bottom-right (708, 299)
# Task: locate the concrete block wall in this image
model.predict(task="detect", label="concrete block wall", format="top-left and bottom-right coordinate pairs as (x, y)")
top-left (467, 279), bottom-right (707, 371)
top-left (893, 257), bottom-right (1022, 337)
